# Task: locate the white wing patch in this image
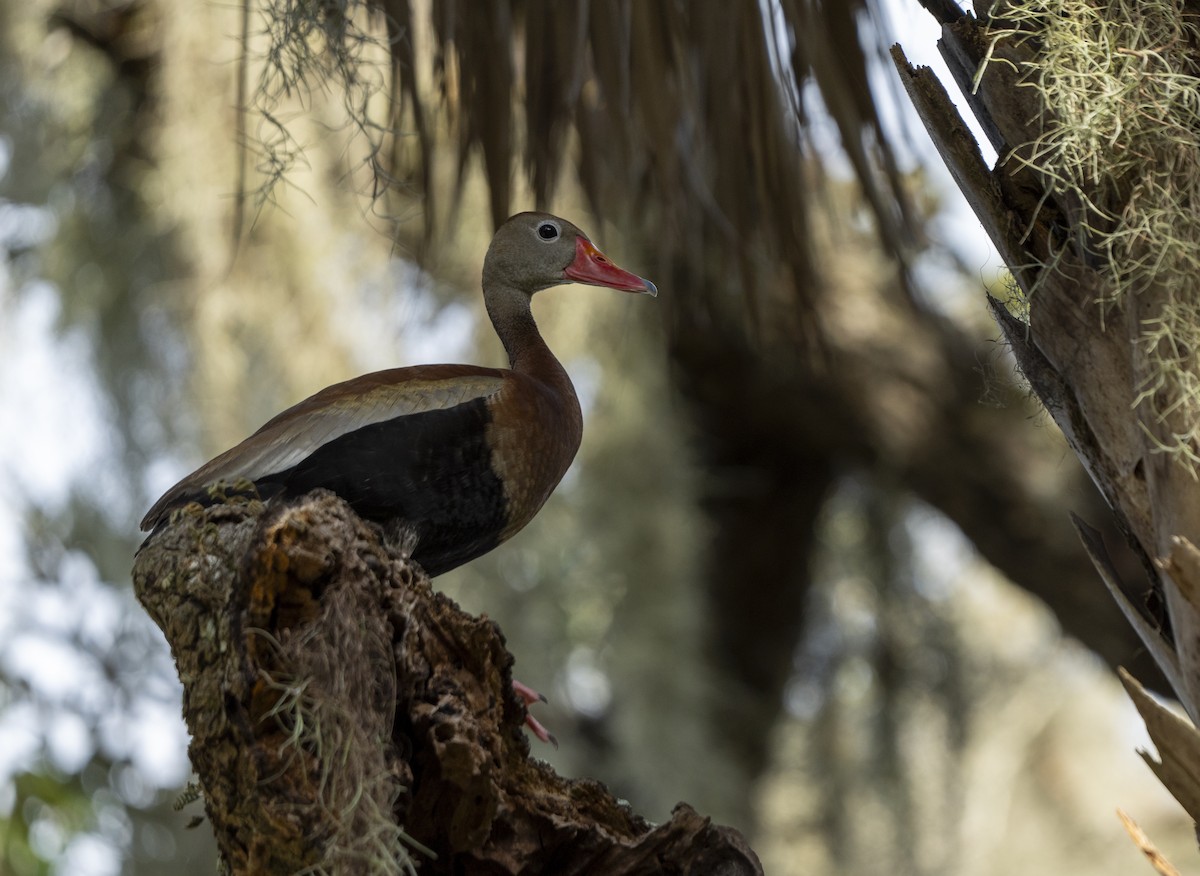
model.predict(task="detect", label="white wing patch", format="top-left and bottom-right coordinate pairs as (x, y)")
top-left (142, 373), bottom-right (506, 528)
top-left (205, 375), bottom-right (506, 484)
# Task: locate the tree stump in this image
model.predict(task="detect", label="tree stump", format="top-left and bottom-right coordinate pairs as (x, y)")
top-left (132, 490), bottom-right (763, 874)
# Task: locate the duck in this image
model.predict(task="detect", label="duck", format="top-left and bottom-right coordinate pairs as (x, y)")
top-left (141, 212), bottom-right (655, 743)
top-left (142, 212), bottom-right (655, 576)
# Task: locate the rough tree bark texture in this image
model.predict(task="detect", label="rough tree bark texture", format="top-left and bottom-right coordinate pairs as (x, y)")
top-left (132, 491), bottom-right (762, 875)
top-left (895, 0), bottom-right (1200, 827)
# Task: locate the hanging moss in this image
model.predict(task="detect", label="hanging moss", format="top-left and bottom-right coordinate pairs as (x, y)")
top-left (980, 0), bottom-right (1200, 464)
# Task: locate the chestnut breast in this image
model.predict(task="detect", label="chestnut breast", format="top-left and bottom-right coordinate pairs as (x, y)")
top-left (486, 371), bottom-right (583, 542)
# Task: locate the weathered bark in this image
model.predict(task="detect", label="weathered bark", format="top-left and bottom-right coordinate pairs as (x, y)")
top-left (131, 491), bottom-right (763, 875)
top-left (894, 0), bottom-right (1200, 827)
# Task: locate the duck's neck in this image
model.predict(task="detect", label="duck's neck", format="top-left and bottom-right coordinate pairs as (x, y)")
top-left (485, 283), bottom-right (580, 424)
top-left (485, 281), bottom-right (562, 376)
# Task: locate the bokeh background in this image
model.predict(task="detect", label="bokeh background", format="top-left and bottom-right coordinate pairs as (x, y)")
top-left (0, 0), bottom-right (1195, 873)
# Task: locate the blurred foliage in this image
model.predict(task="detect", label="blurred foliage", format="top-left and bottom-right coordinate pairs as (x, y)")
top-left (4, 769), bottom-right (93, 875)
top-left (756, 480), bottom-right (1187, 875)
top-left (0, 0), bottom-right (216, 871)
top-left (0, 0), bottom-right (1197, 874)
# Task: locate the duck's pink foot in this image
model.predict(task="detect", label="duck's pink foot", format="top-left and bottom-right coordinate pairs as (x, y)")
top-left (513, 680), bottom-right (557, 747)
top-left (512, 679), bottom-right (547, 706)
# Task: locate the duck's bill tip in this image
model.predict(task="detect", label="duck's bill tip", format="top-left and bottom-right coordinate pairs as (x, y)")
top-left (564, 237), bottom-right (658, 297)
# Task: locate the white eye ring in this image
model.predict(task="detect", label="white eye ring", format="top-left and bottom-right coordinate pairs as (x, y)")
top-left (536, 221), bottom-right (560, 242)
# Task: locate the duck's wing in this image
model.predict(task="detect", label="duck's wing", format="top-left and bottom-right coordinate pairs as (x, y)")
top-left (140, 365), bottom-right (506, 530)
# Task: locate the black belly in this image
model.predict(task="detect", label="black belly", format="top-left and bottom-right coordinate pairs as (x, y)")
top-left (258, 400), bottom-right (508, 577)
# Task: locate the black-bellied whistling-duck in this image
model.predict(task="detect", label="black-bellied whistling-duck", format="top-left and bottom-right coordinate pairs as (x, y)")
top-left (142, 216), bottom-right (654, 743)
top-left (141, 213), bottom-right (655, 571)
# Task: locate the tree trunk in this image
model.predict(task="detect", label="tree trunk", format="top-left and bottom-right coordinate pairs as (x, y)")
top-left (132, 491), bottom-right (763, 875)
top-left (894, 0), bottom-right (1200, 828)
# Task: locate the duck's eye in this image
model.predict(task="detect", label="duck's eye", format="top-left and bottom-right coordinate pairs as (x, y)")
top-left (537, 222), bottom-right (559, 241)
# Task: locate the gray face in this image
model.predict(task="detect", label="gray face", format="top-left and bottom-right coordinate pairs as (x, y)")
top-left (483, 212), bottom-right (587, 293)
